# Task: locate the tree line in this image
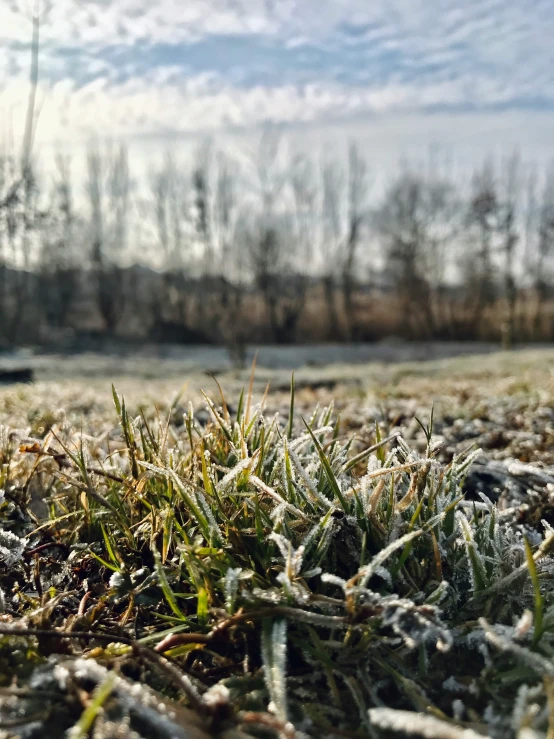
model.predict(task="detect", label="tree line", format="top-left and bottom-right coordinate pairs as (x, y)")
top-left (0, 134), bottom-right (554, 349)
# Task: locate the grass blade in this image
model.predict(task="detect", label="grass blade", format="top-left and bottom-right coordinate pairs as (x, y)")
top-left (302, 417), bottom-right (348, 512)
top-left (525, 535), bottom-right (545, 647)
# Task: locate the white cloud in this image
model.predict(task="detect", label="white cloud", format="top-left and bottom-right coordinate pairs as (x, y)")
top-left (1, 0), bottom-right (552, 61)
top-left (0, 75), bottom-right (480, 143)
top-left (0, 0), bottom-right (553, 169)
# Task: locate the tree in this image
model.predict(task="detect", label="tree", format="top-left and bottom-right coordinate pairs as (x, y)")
top-left (247, 130), bottom-right (307, 343)
top-left (0, 155), bottom-right (46, 343)
top-left (376, 172), bottom-right (431, 337)
top-left (0, 153), bottom-right (22, 340)
top-left (0, 0), bottom-right (50, 343)
top-left (87, 143), bottom-right (130, 335)
top-left (149, 154), bottom-right (173, 327)
top-left (149, 151), bottom-right (197, 335)
top-left (191, 142), bottom-right (214, 330)
top-left (497, 153), bottom-right (521, 344)
top-left (320, 157), bottom-right (343, 339)
top-left (192, 142), bottom-right (212, 275)
top-left (342, 142), bottom-right (368, 340)
top-left (287, 152), bottom-right (316, 339)
top-left (248, 220), bottom-right (280, 341)
top-left (533, 166), bottom-right (554, 337)
top-left (375, 164), bottom-right (459, 339)
top-left (39, 154), bottom-right (79, 330)
top-left (421, 168), bottom-right (459, 337)
top-left (464, 161), bottom-right (499, 334)
top-left (213, 151), bottom-right (245, 349)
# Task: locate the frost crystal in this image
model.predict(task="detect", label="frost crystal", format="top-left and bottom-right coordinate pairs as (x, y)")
top-left (0, 528), bottom-right (27, 567)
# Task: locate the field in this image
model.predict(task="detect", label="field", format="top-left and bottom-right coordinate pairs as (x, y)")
top-left (1, 347), bottom-right (554, 738)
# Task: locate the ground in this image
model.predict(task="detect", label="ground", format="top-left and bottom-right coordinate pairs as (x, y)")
top-left (2, 346), bottom-right (553, 465)
top-left (0, 347), bottom-right (553, 738)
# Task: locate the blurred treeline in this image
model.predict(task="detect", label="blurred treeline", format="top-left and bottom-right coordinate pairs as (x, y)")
top-left (1, 135), bottom-right (554, 349)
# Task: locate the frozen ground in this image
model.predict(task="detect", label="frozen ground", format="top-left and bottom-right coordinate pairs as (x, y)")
top-left (1, 346), bottom-right (554, 738)
top-left (0, 341), bottom-right (536, 382)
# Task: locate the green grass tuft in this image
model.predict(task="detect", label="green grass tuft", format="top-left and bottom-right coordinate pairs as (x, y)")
top-left (0, 377), bottom-right (554, 738)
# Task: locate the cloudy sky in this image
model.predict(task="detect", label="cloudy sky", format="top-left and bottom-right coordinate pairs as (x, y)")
top-left (2, 0), bottom-right (554, 171)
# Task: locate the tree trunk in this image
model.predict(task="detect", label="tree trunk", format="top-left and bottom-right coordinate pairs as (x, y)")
top-left (323, 276), bottom-right (340, 340)
top-left (342, 271), bottom-right (356, 341)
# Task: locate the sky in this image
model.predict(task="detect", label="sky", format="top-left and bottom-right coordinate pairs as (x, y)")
top-left (2, 0), bottom-right (554, 174)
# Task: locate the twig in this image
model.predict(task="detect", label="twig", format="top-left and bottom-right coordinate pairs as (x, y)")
top-left (154, 606), bottom-right (347, 653)
top-left (24, 541), bottom-right (69, 558)
top-left (0, 625), bottom-right (206, 716)
top-left (21, 442), bottom-right (126, 484)
top-left (343, 432), bottom-right (400, 472)
top-left (238, 712), bottom-right (297, 739)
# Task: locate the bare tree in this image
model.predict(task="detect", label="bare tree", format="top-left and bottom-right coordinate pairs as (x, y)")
top-left (39, 154), bottom-right (79, 331)
top-left (192, 143), bottom-right (212, 273)
top-left (0, 155), bottom-right (45, 343)
top-left (286, 152), bottom-right (317, 339)
top-left (422, 170), bottom-right (459, 337)
top-left (0, 155), bottom-right (12, 332)
top-left (149, 154), bottom-right (172, 329)
top-left (464, 161), bottom-right (499, 334)
top-left (149, 152), bottom-right (194, 337)
top-left (375, 162), bottom-right (459, 339)
top-left (319, 157), bottom-right (343, 338)
top-left (342, 142), bottom-right (368, 340)
top-left (191, 142), bottom-right (214, 330)
top-left (533, 166), bottom-right (554, 337)
top-left (248, 218), bottom-right (296, 343)
top-left (213, 151), bottom-right (246, 351)
top-left (248, 130), bottom-right (305, 343)
top-left (22, 5), bottom-right (40, 175)
top-left (497, 152), bottom-right (521, 344)
top-left (375, 171), bottom-right (432, 337)
top-left (522, 165), bottom-right (538, 288)
top-left (87, 143), bottom-right (129, 335)
top-left (0, 0), bottom-right (49, 343)
top-left (0, 153), bottom-right (21, 339)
